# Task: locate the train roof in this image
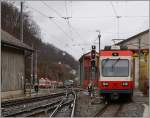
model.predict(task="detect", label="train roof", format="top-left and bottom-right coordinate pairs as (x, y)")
top-left (79, 49), bottom-right (135, 62)
top-left (100, 50), bottom-right (133, 56)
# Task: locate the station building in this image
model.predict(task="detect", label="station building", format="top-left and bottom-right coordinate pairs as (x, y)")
top-left (1, 30), bottom-right (33, 99)
top-left (116, 29), bottom-right (149, 94)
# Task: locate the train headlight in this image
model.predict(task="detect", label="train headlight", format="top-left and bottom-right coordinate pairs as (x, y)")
top-left (122, 82), bottom-right (128, 86)
top-left (103, 82), bottom-right (109, 86)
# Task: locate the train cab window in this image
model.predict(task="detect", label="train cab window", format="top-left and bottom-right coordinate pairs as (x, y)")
top-left (102, 59), bottom-right (129, 77)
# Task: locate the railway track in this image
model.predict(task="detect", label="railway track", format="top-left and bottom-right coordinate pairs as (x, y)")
top-left (50, 91), bottom-right (77, 117)
top-left (2, 92), bottom-right (65, 108)
top-left (3, 97), bottom-right (63, 117)
top-left (2, 89), bottom-right (77, 117)
top-left (2, 92), bottom-right (68, 117)
top-left (94, 103), bottom-right (124, 117)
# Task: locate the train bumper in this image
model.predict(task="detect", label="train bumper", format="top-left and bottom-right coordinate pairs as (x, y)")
top-left (99, 89), bottom-right (133, 94)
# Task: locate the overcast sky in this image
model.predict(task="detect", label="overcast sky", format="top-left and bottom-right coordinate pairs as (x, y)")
top-left (14, 1), bottom-right (149, 60)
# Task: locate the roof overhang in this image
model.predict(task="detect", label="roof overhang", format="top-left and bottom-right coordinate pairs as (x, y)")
top-left (1, 41), bottom-right (33, 52)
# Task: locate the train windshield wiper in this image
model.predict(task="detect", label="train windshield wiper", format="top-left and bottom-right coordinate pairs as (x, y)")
top-left (112, 58), bottom-right (120, 68)
top-left (102, 58), bottom-right (110, 66)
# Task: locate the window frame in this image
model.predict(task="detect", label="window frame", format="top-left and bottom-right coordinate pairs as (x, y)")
top-left (101, 59), bottom-right (129, 77)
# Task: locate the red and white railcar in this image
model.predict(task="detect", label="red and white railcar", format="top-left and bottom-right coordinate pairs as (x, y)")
top-left (99, 46), bottom-right (134, 100)
top-left (39, 78), bottom-right (51, 88)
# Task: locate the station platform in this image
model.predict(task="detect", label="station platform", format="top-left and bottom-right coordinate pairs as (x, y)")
top-left (1, 88), bottom-right (65, 102)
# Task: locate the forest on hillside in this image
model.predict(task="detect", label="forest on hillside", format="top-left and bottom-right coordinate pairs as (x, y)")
top-left (1, 1), bottom-right (79, 83)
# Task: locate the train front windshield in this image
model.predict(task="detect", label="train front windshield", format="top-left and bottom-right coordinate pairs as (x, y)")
top-left (102, 59), bottom-right (129, 77)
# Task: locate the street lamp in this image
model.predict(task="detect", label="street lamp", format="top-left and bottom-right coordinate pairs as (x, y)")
top-left (96, 30), bottom-right (101, 87)
top-left (116, 16), bottom-right (122, 39)
top-left (96, 30), bottom-right (101, 53)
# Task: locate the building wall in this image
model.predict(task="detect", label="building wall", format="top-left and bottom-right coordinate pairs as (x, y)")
top-left (1, 47), bottom-right (25, 98)
top-left (121, 32), bottom-right (149, 49)
top-left (119, 31), bottom-right (149, 90)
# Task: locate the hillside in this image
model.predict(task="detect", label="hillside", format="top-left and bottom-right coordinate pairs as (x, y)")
top-left (1, 1), bottom-right (79, 82)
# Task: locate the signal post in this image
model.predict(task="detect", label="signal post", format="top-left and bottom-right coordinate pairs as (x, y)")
top-left (91, 45), bottom-right (96, 83)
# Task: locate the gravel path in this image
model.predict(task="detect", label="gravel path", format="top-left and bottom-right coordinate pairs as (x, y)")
top-left (75, 90), bottom-right (105, 117)
top-left (117, 89), bottom-right (149, 117)
top-left (75, 88), bottom-right (149, 117)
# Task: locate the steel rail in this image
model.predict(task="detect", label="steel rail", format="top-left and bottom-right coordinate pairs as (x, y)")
top-left (49, 98), bottom-right (65, 117)
top-left (94, 103), bottom-right (124, 117)
top-left (3, 98), bottom-right (62, 117)
top-left (2, 92), bottom-right (65, 108)
top-left (30, 90), bottom-right (77, 117)
top-left (94, 104), bottom-right (109, 117)
top-left (49, 91), bottom-right (68, 117)
top-left (2, 89), bottom-right (79, 117)
top-left (50, 90), bottom-right (77, 117)
top-left (113, 104), bottom-right (124, 117)
top-left (71, 91), bottom-right (77, 117)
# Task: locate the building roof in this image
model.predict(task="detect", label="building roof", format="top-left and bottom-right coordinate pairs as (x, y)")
top-left (117, 29), bottom-right (149, 45)
top-left (1, 30), bottom-right (33, 51)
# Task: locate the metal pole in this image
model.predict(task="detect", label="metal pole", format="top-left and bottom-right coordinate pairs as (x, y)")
top-left (98, 32), bottom-right (101, 77)
top-left (20, 1), bottom-right (25, 94)
top-left (20, 1), bottom-right (23, 42)
top-left (98, 32), bottom-right (101, 88)
top-left (117, 16), bottom-right (121, 39)
top-left (98, 35), bottom-right (101, 53)
top-left (117, 16), bottom-right (119, 39)
top-left (97, 32), bottom-right (101, 86)
top-left (31, 45), bottom-right (34, 95)
top-left (138, 38), bottom-right (141, 89)
top-left (35, 50), bottom-right (37, 84)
